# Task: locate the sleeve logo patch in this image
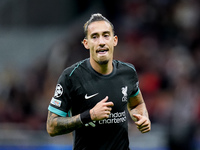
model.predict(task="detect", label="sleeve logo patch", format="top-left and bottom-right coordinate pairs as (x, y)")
top-left (50, 98), bottom-right (61, 107)
top-left (54, 84), bottom-right (63, 98)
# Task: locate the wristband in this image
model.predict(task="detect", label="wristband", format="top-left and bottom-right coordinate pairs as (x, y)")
top-left (80, 110), bottom-right (92, 124)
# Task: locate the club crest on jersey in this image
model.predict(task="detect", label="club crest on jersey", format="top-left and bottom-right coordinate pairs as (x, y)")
top-left (122, 86), bottom-right (128, 102)
top-left (54, 84), bottom-right (63, 98)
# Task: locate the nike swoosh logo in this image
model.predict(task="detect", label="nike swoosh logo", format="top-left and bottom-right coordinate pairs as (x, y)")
top-left (85, 93), bottom-right (99, 99)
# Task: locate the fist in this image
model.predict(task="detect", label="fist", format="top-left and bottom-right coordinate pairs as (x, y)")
top-left (132, 114), bottom-right (151, 133)
top-left (90, 96), bottom-right (114, 121)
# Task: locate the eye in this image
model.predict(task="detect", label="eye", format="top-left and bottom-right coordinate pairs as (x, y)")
top-left (104, 34), bottom-right (109, 37)
top-left (92, 35), bottom-right (98, 39)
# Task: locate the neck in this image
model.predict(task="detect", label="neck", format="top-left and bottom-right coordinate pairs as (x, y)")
top-left (90, 58), bottom-right (113, 75)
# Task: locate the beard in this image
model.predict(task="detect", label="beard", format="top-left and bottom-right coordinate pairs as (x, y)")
top-left (97, 60), bottom-right (109, 65)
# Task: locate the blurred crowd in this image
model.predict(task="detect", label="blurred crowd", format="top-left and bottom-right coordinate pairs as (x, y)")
top-left (0, 0), bottom-right (200, 149)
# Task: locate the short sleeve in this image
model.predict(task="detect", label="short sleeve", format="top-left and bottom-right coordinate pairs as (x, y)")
top-left (48, 70), bottom-right (72, 117)
top-left (128, 63), bottom-right (140, 97)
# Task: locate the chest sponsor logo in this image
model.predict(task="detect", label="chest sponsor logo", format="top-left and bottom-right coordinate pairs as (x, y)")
top-left (85, 111), bottom-right (127, 127)
top-left (99, 111), bottom-right (127, 125)
top-left (85, 93), bottom-right (99, 99)
top-left (122, 86), bottom-right (128, 102)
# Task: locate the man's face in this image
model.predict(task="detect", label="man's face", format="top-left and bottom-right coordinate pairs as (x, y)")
top-left (83, 21), bottom-right (118, 65)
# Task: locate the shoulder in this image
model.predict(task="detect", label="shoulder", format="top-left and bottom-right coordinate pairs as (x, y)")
top-left (61, 59), bottom-right (88, 78)
top-left (114, 60), bottom-right (136, 72)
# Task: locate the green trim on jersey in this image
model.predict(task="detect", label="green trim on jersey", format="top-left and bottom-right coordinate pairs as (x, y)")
top-left (48, 105), bottom-right (67, 117)
top-left (118, 61), bottom-right (136, 71)
top-left (69, 60), bottom-right (85, 77)
top-left (130, 89), bottom-right (140, 97)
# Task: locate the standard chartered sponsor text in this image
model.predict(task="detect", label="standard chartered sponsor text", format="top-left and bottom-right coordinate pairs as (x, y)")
top-left (99, 111), bottom-right (126, 124)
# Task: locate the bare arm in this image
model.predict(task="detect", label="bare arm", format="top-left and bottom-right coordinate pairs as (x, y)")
top-left (46, 111), bottom-right (83, 136)
top-left (46, 96), bottom-right (114, 136)
top-left (127, 91), bottom-right (151, 133)
top-left (127, 91), bottom-right (148, 118)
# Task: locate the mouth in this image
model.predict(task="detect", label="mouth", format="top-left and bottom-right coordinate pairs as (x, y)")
top-left (96, 49), bottom-right (109, 55)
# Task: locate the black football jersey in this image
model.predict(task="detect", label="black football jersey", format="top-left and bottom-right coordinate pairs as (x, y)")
top-left (48, 58), bottom-right (139, 150)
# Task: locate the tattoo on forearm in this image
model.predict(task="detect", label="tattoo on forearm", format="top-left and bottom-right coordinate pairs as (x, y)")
top-left (47, 111), bottom-right (83, 136)
top-left (47, 111), bottom-right (54, 126)
top-left (56, 115), bottom-right (82, 132)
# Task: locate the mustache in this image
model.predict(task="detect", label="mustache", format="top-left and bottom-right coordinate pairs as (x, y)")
top-left (96, 48), bottom-right (109, 52)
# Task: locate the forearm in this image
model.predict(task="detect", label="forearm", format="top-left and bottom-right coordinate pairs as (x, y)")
top-left (46, 111), bottom-right (83, 136)
top-left (129, 102), bottom-right (149, 119)
top-left (129, 102), bottom-right (151, 133)
top-left (128, 92), bottom-right (151, 133)
top-left (127, 91), bottom-right (149, 121)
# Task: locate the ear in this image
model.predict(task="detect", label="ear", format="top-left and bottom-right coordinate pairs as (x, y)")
top-left (82, 38), bottom-right (89, 49)
top-left (113, 35), bottom-right (118, 46)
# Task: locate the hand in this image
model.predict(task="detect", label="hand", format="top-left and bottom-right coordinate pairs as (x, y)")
top-left (132, 114), bottom-right (151, 133)
top-left (90, 96), bottom-right (114, 121)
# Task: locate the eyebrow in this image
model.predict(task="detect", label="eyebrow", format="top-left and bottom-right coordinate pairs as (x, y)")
top-left (90, 31), bottom-right (111, 37)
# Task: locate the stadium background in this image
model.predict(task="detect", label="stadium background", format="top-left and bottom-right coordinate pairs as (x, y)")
top-left (0, 0), bottom-right (200, 149)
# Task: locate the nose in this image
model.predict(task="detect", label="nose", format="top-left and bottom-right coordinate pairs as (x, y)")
top-left (99, 36), bottom-right (105, 47)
